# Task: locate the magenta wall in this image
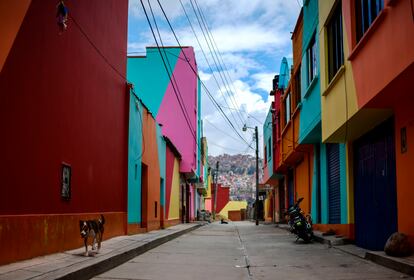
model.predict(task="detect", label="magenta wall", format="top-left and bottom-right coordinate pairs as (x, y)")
top-left (157, 48), bottom-right (198, 174)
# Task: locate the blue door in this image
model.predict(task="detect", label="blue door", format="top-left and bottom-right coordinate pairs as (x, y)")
top-left (287, 169), bottom-right (294, 207)
top-left (354, 118), bottom-right (397, 250)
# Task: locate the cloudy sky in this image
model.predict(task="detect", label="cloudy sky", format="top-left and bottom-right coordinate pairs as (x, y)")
top-left (128, 0), bottom-right (302, 157)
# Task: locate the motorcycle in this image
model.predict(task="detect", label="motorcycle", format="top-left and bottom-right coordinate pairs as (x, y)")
top-left (286, 197), bottom-right (313, 243)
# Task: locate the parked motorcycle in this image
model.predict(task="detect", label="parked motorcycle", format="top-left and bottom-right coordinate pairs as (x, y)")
top-left (287, 197), bottom-right (313, 243)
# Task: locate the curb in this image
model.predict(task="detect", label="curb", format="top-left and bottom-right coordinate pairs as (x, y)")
top-left (366, 252), bottom-right (414, 277)
top-left (33, 223), bottom-right (203, 280)
top-left (275, 223), bottom-right (414, 277)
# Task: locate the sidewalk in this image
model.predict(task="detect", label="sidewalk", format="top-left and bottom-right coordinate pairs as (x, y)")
top-left (0, 223), bottom-right (204, 280)
top-left (276, 223), bottom-right (414, 277)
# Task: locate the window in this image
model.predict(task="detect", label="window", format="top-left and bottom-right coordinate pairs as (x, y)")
top-left (268, 138), bottom-right (271, 161)
top-left (293, 66), bottom-right (301, 107)
top-left (327, 2), bottom-right (344, 82)
top-left (264, 146), bottom-right (267, 163)
top-left (284, 92), bottom-right (291, 126)
top-left (355, 0), bottom-right (384, 42)
top-left (307, 34), bottom-right (317, 85)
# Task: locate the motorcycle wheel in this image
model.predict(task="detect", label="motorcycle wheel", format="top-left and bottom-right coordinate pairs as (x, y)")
top-left (301, 231), bottom-right (313, 243)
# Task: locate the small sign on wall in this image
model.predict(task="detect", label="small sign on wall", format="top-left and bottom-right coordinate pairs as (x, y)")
top-left (61, 163), bottom-right (71, 200)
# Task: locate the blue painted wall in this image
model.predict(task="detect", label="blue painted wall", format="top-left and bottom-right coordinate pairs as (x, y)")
top-left (128, 92), bottom-right (143, 224)
top-left (279, 57), bottom-right (292, 90)
top-left (299, 0), bottom-right (321, 144)
top-left (157, 125), bottom-right (166, 207)
top-left (263, 106), bottom-right (273, 179)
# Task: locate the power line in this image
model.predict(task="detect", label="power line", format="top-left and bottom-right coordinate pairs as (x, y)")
top-left (146, 0), bottom-right (195, 133)
top-left (156, 0), bottom-right (253, 149)
top-left (204, 118), bottom-right (252, 147)
top-left (192, 0), bottom-right (246, 126)
top-left (140, 0), bottom-right (198, 144)
top-left (69, 14), bottom-right (127, 83)
top-left (221, 105), bottom-right (264, 125)
top-left (178, 0), bottom-right (244, 131)
top-left (188, 0), bottom-right (246, 129)
top-left (209, 141), bottom-right (253, 154)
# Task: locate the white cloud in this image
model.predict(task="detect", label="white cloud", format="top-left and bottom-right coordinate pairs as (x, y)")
top-left (251, 72), bottom-right (278, 93)
top-left (202, 76), bottom-right (272, 157)
top-left (128, 0), bottom-right (302, 156)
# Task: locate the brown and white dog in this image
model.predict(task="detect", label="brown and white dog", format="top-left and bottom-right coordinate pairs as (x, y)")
top-left (79, 214), bottom-right (105, 256)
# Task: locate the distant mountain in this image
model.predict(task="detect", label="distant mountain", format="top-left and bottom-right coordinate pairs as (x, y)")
top-left (208, 154), bottom-right (263, 201)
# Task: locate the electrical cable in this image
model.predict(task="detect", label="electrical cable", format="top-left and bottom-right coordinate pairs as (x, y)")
top-left (192, 0), bottom-right (246, 126)
top-left (69, 14), bottom-right (128, 83)
top-left (209, 141), bottom-right (253, 154)
top-left (156, 0), bottom-right (254, 150)
top-left (146, 0), bottom-right (195, 133)
top-left (204, 118), bottom-right (252, 146)
top-left (189, 0), bottom-right (246, 129)
top-left (140, 0), bottom-right (198, 143)
top-left (178, 0), bottom-right (244, 131)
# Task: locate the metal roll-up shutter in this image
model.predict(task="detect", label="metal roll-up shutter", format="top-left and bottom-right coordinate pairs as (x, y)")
top-left (327, 143), bottom-right (341, 224)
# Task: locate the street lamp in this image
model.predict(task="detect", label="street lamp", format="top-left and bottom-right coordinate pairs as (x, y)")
top-left (243, 124), bottom-right (259, 226)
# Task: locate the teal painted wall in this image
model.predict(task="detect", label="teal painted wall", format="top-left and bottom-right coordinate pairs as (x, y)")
top-left (263, 107), bottom-right (273, 179)
top-left (318, 143), bottom-right (348, 224)
top-left (128, 93), bottom-right (143, 224)
top-left (279, 57), bottom-right (292, 90)
top-left (299, 0), bottom-right (321, 144)
top-left (320, 144), bottom-right (329, 224)
top-left (311, 143), bottom-right (320, 223)
top-left (157, 125), bottom-right (166, 207)
top-left (127, 48), bottom-right (181, 116)
top-left (339, 144), bottom-right (348, 224)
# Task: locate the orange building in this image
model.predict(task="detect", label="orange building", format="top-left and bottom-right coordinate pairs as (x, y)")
top-left (318, 0), bottom-right (414, 250)
top-left (278, 10), bottom-right (313, 216)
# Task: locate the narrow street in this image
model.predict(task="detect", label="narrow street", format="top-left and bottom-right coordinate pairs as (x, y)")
top-left (93, 222), bottom-right (412, 280)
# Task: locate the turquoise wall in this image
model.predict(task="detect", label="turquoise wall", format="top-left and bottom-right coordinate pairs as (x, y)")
top-left (128, 92), bottom-right (143, 223)
top-left (127, 48), bottom-right (181, 116)
top-left (311, 143), bottom-right (320, 223)
top-left (157, 125), bottom-right (166, 207)
top-left (299, 0), bottom-right (321, 144)
top-left (279, 57), bottom-right (292, 90)
top-left (339, 144), bottom-right (348, 224)
top-left (318, 143), bottom-right (347, 224)
top-left (263, 107), bottom-right (273, 178)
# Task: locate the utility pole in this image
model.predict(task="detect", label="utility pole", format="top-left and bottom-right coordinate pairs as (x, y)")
top-left (213, 161), bottom-right (219, 220)
top-left (255, 126), bottom-right (259, 226)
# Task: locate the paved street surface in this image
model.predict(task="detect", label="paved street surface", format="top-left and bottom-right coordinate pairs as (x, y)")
top-left (94, 221), bottom-right (413, 280)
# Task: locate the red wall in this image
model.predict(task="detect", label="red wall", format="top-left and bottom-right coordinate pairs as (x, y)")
top-left (0, 0), bottom-right (128, 264)
top-left (214, 184), bottom-right (230, 214)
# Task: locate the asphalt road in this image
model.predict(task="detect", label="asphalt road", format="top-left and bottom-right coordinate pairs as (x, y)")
top-left (93, 221), bottom-right (413, 280)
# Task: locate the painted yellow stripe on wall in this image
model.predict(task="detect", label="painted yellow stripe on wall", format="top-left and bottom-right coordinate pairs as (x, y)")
top-left (168, 157), bottom-right (180, 220)
top-left (219, 201), bottom-right (247, 219)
